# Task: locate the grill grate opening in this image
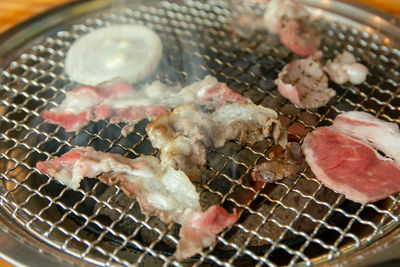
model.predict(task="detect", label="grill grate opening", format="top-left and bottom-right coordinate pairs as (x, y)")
top-left (1, 0), bottom-right (400, 266)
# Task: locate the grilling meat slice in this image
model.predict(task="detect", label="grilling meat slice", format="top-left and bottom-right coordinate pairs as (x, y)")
top-left (275, 52), bottom-right (336, 109)
top-left (331, 111), bottom-right (400, 165)
top-left (252, 142), bottom-right (305, 183)
top-left (279, 20), bottom-right (320, 57)
top-left (41, 79), bottom-right (134, 132)
top-left (229, 0), bottom-right (320, 56)
top-left (303, 127), bottom-right (400, 203)
top-left (177, 205), bottom-right (238, 260)
top-left (36, 147), bottom-right (237, 259)
top-left (263, 0), bottom-right (309, 34)
top-left (36, 147), bottom-right (201, 222)
top-left (146, 103), bottom-right (287, 181)
top-left (324, 51), bottom-right (368, 85)
top-left (263, 0), bottom-right (320, 56)
top-left (41, 76), bottom-right (251, 134)
top-left (210, 103), bottom-right (287, 147)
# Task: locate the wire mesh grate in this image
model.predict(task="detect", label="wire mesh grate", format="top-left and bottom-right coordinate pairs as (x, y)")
top-left (0, 0), bottom-right (400, 266)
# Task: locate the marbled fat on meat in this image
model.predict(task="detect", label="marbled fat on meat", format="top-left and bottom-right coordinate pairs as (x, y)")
top-left (303, 127), bottom-right (400, 203)
top-left (41, 76), bottom-right (251, 135)
top-left (36, 147), bottom-right (237, 259)
top-left (331, 111), bottom-right (400, 164)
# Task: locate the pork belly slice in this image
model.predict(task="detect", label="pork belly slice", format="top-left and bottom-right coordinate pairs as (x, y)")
top-left (263, 0), bottom-right (309, 34)
top-left (324, 51), bottom-right (368, 85)
top-left (146, 103), bottom-right (287, 180)
top-left (41, 75), bottom-right (251, 134)
top-left (331, 111), bottom-right (400, 164)
top-left (176, 205), bottom-right (238, 260)
top-left (41, 86), bottom-right (109, 132)
top-left (41, 78), bottom-right (137, 132)
top-left (252, 142), bottom-right (304, 183)
top-left (36, 147), bottom-right (200, 222)
top-left (36, 147), bottom-right (237, 259)
top-left (275, 53), bottom-right (336, 109)
top-left (302, 127), bottom-right (400, 203)
top-left (166, 75), bottom-right (252, 107)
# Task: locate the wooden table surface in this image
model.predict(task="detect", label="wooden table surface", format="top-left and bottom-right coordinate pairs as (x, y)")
top-left (0, 0), bottom-right (399, 266)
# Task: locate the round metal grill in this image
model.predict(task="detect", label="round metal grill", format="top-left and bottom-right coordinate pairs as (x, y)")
top-left (1, 0), bottom-right (400, 266)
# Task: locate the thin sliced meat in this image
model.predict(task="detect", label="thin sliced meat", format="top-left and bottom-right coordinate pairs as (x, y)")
top-left (36, 147), bottom-right (200, 222)
top-left (324, 51), bottom-right (368, 85)
top-left (302, 127), bottom-right (400, 203)
top-left (279, 20), bottom-right (320, 57)
top-left (169, 75), bottom-right (252, 107)
top-left (146, 103), bottom-right (287, 180)
top-left (41, 78), bottom-right (137, 132)
top-left (41, 76), bottom-right (251, 135)
top-left (275, 52), bottom-right (336, 109)
top-left (263, 0), bottom-right (309, 34)
top-left (252, 142), bottom-right (304, 183)
top-left (177, 205), bottom-right (238, 260)
top-left (211, 103), bottom-right (287, 147)
top-left (36, 147), bottom-right (237, 259)
top-left (331, 111), bottom-right (400, 164)
top-left (263, 0), bottom-right (320, 56)
top-left (41, 86), bottom-right (112, 132)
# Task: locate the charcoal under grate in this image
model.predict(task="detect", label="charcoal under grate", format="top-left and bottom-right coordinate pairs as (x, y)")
top-left (1, 0), bottom-right (400, 266)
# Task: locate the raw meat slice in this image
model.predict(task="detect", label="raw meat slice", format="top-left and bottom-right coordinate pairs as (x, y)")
top-left (331, 111), bottom-right (400, 164)
top-left (36, 147), bottom-right (237, 259)
top-left (324, 51), bottom-right (368, 84)
top-left (302, 127), bottom-right (400, 203)
top-left (263, 0), bottom-right (320, 56)
top-left (275, 52), bottom-right (336, 109)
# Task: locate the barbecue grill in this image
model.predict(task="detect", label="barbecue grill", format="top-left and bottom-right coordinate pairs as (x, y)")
top-left (1, 0), bottom-right (400, 266)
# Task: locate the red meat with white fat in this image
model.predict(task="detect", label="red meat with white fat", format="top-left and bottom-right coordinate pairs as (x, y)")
top-left (36, 147), bottom-right (237, 259)
top-left (303, 111), bottom-right (400, 203)
top-left (41, 76), bottom-right (251, 135)
top-left (275, 52), bottom-right (336, 109)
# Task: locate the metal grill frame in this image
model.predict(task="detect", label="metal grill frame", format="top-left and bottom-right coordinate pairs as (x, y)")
top-left (1, 0), bottom-right (400, 266)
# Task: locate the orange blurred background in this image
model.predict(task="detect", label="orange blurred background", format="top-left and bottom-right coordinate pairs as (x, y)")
top-left (0, 0), bottom-right (400, 34)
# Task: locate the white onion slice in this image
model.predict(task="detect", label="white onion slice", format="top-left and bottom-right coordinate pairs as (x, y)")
top-left (65, 24), bottom-right (163, 85)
